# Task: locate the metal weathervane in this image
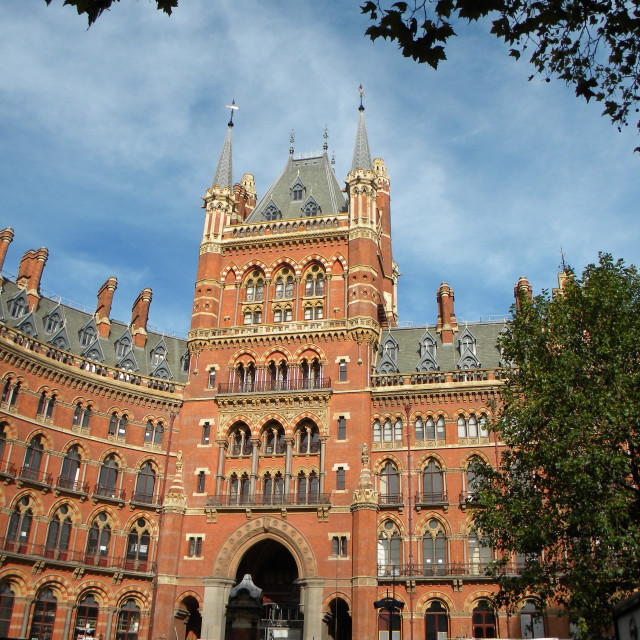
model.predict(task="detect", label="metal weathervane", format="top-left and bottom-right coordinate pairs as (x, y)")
top-left (226, 100), bottom-right (238, 126)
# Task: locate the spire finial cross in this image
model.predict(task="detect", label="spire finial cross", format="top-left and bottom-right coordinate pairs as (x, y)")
top-left (559, 246), bottom-right (567, 272)
top-left (225, 100), bottom-right (238, 127)
top-left (289, 129), bottom-right (295, 156)
top-left (323, 125), bottom-right (328, 151)
top-left (358, 84), bottom-right (365, 111)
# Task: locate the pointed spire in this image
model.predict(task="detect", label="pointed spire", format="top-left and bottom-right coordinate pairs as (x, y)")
top-left (289, 129), bottom-right (295, 156)
top-left (323, 125), bottom-right (328, 152)
top-left (351, 86), bottom-right (373, 172)
top-left (211, 101), bottom-right (237, 190)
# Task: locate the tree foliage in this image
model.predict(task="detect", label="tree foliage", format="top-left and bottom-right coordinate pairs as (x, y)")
top-left (471, 254), bottom-right (640, 638)
top-left (361, 1), bottom-right (640, 144)
top-left (43, 0), bottom-right (178, 27)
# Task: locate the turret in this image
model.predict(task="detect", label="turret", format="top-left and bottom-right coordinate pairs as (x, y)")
top-left (16, 247), bottom-right (48, 310)
top-left (514, 275), bottom-right (532, 311)
top-left (436, 282), bottom-right (458, 344)
top-left (95, 276), bottom-right (118, 338)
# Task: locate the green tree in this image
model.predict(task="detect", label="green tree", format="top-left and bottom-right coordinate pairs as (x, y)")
top-left (361, 1), bottom-right (640, 145)
top-left (471, 254), bottom-right (640, 638)
top-left (43, 0), bottom-right (178, 26)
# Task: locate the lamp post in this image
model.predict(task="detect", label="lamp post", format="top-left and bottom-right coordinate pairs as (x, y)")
top-left (404, 402), bottom-right (415, 640)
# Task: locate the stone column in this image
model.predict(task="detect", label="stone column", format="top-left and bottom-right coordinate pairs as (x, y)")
top-left (298, 577), bottom-right (326, 640)
top-left (19, 597), bottom-right (34, 638)
top-left (202, 577), bottom-right (236, 640)
top-left (284, 437), bottom-right (293, 496)
top-left (215, 439), bottom-right (227, 495)
top-left (319, 438), bottom-right (327, 494)
top-left (249, 439), bottom-right (260, 497)
top-left (62, 602), bottom-right (74, 640)
top-left (105, 609), bottom-right (114, 640)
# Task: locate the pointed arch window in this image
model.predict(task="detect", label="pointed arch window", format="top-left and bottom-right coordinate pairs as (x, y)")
top-left (74, 595), bottom-right (99, 640)
top-left (229, 424), bottom-right (251, 456)
top-left (6, 496), bottom-right (33, 548)
top-left (263, 423), bottom-right (285, 455)
top-left (472, 600), bottom-right (497, 638)
top-left (29, 589), bottom-right (57, 640)
top-left (45, 504), bottom-right (72, 559)
top-left (263, 471), bottom-right (284, 505)
top-left (425, 601), bottom-right (450, 640)
top-left (414, 417), bottom-right (424, 441)
top-left (97, 455), bottom-right (119, 496)
top-left (9, 294), bottom-right (27, 319)
top-left (134, 462), bottom-right (156, 503)
top-left (72, 402), bottom-right (91, 429)
top-left (377, 520), bottom-right (402, 576)
top-left (422, 460), bottom-right (444, 502)
top-left (116, 600), bottom-right (140, 640)
top-left (297, 422), bottom-right (319, 453)
top-left (382, 418), bottom-right (393, 442)
top-left (23, 435), bottom-right (44, 477)
top-left (296, 470), bottom-right (319, 504)
top-left (468, 534), bottom-right (493, 575)
top-left (79, 324), bottom-right (96, 347)
top-left (126, 518), bottom-right (151, 570)
top-left (379, 461), bottom-right (400, 505)
top-left (394, 418), bottom-right (403, 442)
top-left (86, 512), bottom-right (111, 559)
top-left (263, 202), bottom-right (282, 221)
top-left (373, 419), bottom-right (382, 442)
top-left (422, 519), bottom-right (447, 575)
top-left (0, 423), bottom-right (6, 464)
top-left (245, 272), bottom-right (265, 302)
top-left (0, 582), bottom-right (15, 638)
top-left (60, 445), bottom-right (82, 490)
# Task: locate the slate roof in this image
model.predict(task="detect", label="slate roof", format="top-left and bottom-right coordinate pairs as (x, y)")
top-left (0, 278), bottom-right (189, 383)
top-left (246, 152), bottom-right (347, 222)
top-left (375, 322), bottom-right (505, 373)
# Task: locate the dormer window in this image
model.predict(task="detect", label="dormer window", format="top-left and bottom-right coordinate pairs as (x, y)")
top-left (9, 292), bottom-right (28, 319)
top-left (290, 177), bottom-right (305, 202)
top-left (45, 310), bottom-right (63, 334)
top-left (150, 344), bottom-right (166, 366)
top-left (79, 325), bottom-right (96, 347)
top-left (263, 199), bottom-right (282, 221)
top-left (115, 337), bottom-right (131, 357)
top-left (301, 195), bottom-right (321, 217)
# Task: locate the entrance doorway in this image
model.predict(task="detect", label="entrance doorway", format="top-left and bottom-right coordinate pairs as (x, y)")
top-left (232, 539), bottom-right (303, 640)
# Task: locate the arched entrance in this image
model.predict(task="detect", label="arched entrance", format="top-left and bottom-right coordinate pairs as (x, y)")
top-left (232, 539), bottom-right (303, 639)
top-left (325, 598), bottom-right (352, 640)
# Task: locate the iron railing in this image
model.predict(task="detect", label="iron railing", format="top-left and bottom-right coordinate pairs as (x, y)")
top-left (206, 493), bottom-right (331, 507)
top-left (218, 378), bottom-right (331, 394)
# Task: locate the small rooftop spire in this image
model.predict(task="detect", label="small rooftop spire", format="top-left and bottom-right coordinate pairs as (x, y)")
top-left (323, 125), bottom-right (328, 151)
top-left (351, 86), bottom-right (373, 172)
top-left (211, 102), bottom-right (237, 189)
top-left (289, 129), bottom-right (295, 156)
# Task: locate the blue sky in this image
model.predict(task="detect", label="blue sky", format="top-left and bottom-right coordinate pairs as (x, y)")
top-left (1, 1), bottom-right (639, 336)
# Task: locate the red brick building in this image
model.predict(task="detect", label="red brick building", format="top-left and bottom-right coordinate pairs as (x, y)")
top-left (0, 106), bottom-right (569, 640)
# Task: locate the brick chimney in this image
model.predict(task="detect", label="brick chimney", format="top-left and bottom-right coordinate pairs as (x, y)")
top-left (95, 276), bottom-right (118, 338)
top-left (16, 247), bottom-right (48, 310)
top-left (514, 276), bottom-right (533, 311)
top-left (436, 282), bottom-right (458, 344)
top-left (131, 287), bottom-right (152, 348)
top-left (0, 228), bottom-right (14, 274)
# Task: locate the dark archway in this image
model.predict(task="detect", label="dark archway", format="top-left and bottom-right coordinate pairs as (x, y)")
top-left (183, 596), bottom-right (202, 640)
top-left (325, 598), bottom-right (352, 640)
top-left (233, 539), bottom-right (303, 638)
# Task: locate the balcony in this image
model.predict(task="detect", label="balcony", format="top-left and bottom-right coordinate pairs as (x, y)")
top-left (92, 484), bottom-right (126, 505)
top-left (206, 493), bottom-right (331, 508)
top-left (378, 493), bottom-right (404, 508)
top-left (130, 491), bottom-right (162, 508)
top-left (377, 561), bottom-right (509, 579)
top-left (415, 491), bottom-right (448, 508)
top-left (218, 378), bottom-right (331, 395)
top-left (18, 466), bottom-right (52, 489)
top-left (55, 475), bottom-right (90, 497)
top-left (0, 536), bottom-right (155, 575)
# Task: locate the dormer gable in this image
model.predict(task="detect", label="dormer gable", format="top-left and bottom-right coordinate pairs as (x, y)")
top-left (262, 198), bottom-right (282, 221)
top-left (81, 334), bottom-right (105, 363)
top-left (417, 330), bottom-right (439, 372)
top-left (78, 317), bottom-right (99, 348)
top-left (43, 302), bottom-right (64, 334)
top-left (301, 194), bottom-right (321, 217)
top-left (117, 348), bottom-right (139, 373)
top-left (290, 176), bottom-right (306, 202)
top-left (150, 337), bottom-right (167, 367)
top-left (151, 358), bottom-right (173, 380)
top-left (16, 311), bottom-right (38, 337)
top-left (8, 289), bottom-right (29, 320)
top-left (376, 333), bottom-right (400, 374)
top-left (114, 328), bottom-right (133, 358)
top-left (457, 326), bottom-right (480, 369)
top-left (48, 325), bottom-right (70, 351)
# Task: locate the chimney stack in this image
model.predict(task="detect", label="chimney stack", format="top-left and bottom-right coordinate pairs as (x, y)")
top-left (514, 276), bottom-right (533, 311)
top-left (131, 287), bottom-right (153, 348)
top-left (436, 282), bottom-right (458, 344)
top-left (16, 247), bottom-right (48, 310)
top-left (0, 228), bottom-right (14, 274)
top-left (95, 276), bottom-right (118, 338)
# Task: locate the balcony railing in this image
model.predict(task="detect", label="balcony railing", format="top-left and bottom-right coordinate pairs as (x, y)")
top-left (0, 536), bottom-right (155, 574)
top-left (377, 561), bottom-right (503, 578)
top-left (56, 475), bottom-right (90, 494)
top-left (415, 491), bottom-right (448, 505)
top-left (93, 484), bottom-right (126, 501)
top-left (218, 378), bottom-right (331, 394)
top-left (130, 491), bottom-right (162, 507)
top-left (18, 466), bottom-right (52, 486)
top-left (206, 493), bottom-right (331, 507)
top-left (378, 493), bottom-right (404, 506)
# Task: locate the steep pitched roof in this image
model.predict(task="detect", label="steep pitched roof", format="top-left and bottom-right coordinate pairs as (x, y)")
top-left (211, 123), bottom-right (233, 189)
top-left (351, 107), bottom-right (373, 172)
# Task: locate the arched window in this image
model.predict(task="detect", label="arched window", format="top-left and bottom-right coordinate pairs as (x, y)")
top-left (118, 415), bottom-right (128, 437)
top-left (414, 417), bottom-right (424, 441)
top-left (229, 424), bottom-right (251, 456)
top-left (468, 414), bottom-right (478, 438)
top-left (109, 412), bottom-right (118, 435)
top-left (6, 496), bottom-right (32, 549)
top-left (72, 403), bottom-right (83, 427)
top-left (45, 504), bottom-right (72, 559)
top-left (115, 600), bottom-right (140, 640)
top-left (263, 423), bottom-right (285, 455)
top-left (422, 460), bottom-right (444, 502)
top-left (23, 435), bottom-right (44, 479)
top-left (297, 422), bottom-right (319, 453)
top-left (60, 445), bottom-right (81, 490)
top-left (457, 415), bottom-right (468, 439)
top-left (479, 413), bottom-right (489, 437)
top-left (422, 519), bottom-right (447, 575)
top-left (0, 583), bottom-right (15, 638)
top-left (29, 589), bottom-right (57, 640)
top-left (37, 391), bottom-right (47, 416)
top-left (263, 472), bottom-right (284, 505)
top-left (126, 518), bottom-right (151, 570)
top-left (394, 418), bottom-right (403, 442)
top-left (134, 462), bottom-right (156, 503)
top-left (520, 600), bottom-right (545, 638)
top-left (0, 423), bottom-right (6, 462)
top-left (377, 521), bottom-right (402, 576)
top-left (296, 470), bottom-right (319, 504)
top-left (144, 421), bottom-right (163, 445)
top-left (74, 594), bottom-right (99, 640)
top-left (373, 419), bottom-right (382, 442)
top-left (245, 271), bottom-right (265, 302)
top-left (86, 512), bottom-right (111, 560)
top-left (228, 472), bottom-right (250, 505)
top-left (472, 600), bottom-right (496, 638)
top-left (382, 419), bottom-right (392, 442)
top-left (465, 457), bottom-right (484, 499)
top-left (97, 455), bottom-right (119, 496)
top-left (468, 533), bottom-right (492, 575)
top-left (237, 363), bottom-right (256, 391)
top-left (425, 601), bottom-right (449, 640)
top-left (379, 461), bottom-right (400, 504)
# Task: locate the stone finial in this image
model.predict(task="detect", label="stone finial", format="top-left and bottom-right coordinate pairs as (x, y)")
top-left (351, 443), bottom-right (378, 511)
